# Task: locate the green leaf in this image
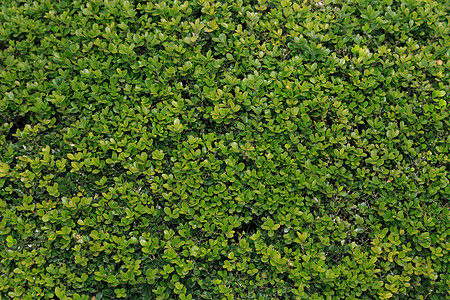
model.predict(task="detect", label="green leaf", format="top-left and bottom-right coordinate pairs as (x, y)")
top-left (173, 118), bottom-right (184, 132)
top-left (0, 162), bottom-right (10, 177)
top-left (297, 232), bottom-right (308, 242)
top-left (432, 90), bottom-right (446, 98)
top-left (55, 287), bottom-right (64, 299)
top-left (6, 235), bottom-right (16, 247)
top-left (152, 150), bottom-right (165, 160)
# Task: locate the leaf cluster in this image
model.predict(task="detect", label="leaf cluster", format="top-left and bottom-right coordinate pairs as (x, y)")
top-left (0, 0), bottom-right (449, 299)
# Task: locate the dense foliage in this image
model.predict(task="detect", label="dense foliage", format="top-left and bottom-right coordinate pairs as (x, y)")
top-left (1, 0), bottom-right (449, 299)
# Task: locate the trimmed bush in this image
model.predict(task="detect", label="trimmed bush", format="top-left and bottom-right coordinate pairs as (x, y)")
top-left (0, 0), bottom-right (449, 299)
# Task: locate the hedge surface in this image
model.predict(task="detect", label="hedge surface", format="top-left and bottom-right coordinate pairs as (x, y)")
top-left (0, 0), bottom-right (449, 299)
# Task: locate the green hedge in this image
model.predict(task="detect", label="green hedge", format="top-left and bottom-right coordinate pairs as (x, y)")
top-left (1, 0), bottom-right (449, 299)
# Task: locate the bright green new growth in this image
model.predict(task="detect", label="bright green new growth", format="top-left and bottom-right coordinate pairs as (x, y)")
top-left (0, 0), bottom-right (449, 299)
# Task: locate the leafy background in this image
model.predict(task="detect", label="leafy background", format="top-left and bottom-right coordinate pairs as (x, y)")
top-left (0, 0), bottom-right (449, 299)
